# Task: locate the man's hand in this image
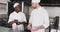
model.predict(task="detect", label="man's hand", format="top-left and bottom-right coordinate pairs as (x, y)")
top-left (16, 22), bottom-right (21, 25)
top-left (31, 27), bottom-right (39, 31)
top-left (31, 25), bottom-right (44, 31)
top-left (27, 24), bottom-right (32, 30)
top-left (14, 20), bottom-right (20, 25)
top-left (16, 21), bottom-right (27, 25)
top-left (8, 20), bottom-right (16, 26)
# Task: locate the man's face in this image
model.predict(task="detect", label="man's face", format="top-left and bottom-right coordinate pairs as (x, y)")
top-left (14, 5), bottom-right (20, 12)
top-left (32, 3), bottom-right (37, 9)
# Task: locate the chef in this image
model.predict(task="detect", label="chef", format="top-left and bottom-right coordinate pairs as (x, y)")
top-left (27, 0), bottom-right (49, 32)
top-left (8, 3), bottom-right (27, 32)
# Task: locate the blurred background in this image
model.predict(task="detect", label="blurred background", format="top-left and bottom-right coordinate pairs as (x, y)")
top-left (0, 0), bottom-right (60, 32)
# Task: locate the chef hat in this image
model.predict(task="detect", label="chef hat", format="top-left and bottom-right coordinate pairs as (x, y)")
top-left (32, 0), bottom-right (41, 3)
top-left (13, 3), bottom-right (19, 8)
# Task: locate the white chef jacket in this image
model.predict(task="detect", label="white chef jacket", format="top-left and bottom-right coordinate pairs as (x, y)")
top-left (29, 7), bottom-right (49, 32)
top-left (8, 11), bottom-right (26, 31)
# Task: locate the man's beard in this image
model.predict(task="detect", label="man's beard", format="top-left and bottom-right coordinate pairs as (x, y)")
top-left (15, 11), bottom-right (20, 13)
top-left (33, 7), bottom-right (37, 9)
top-left (32, 6), bottom-right (37, 9)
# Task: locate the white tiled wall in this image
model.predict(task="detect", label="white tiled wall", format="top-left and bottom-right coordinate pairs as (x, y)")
top-left (44, 7), bottom-right (60, 17)
top-left (44, 7), bottom-right (60, 27)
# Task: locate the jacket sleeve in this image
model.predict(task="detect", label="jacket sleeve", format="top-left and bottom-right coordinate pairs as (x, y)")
top-left (43, 9), bottom-right (50, 29)
top-left (8, 14), bottom-right (13, 23)
top-left (29, 11), bottom-right (34, 24)
top-left (22, 13), bottom-right (27, 22)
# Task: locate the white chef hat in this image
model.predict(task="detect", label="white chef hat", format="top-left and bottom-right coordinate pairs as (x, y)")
top-left (32, 0), bottom-right (41, 3)
top-left (13, 3), bottom-right (19, 8)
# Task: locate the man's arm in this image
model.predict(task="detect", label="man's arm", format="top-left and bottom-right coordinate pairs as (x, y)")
top-left (8, 13), bottom-right (16, 25)
top-left (20, 21), bottom-right (27, 24)
top-left (36, 25), bottom-right (44, 29)
top-left (27, 23), bottom-right (32, 30)
top-left (21, 13), bottom-right (27, 24)
top-left (17, 21), bottom-right (27, 25)
top-left (31, 25), bottom-right (44, 31)
top-left (8, 20), bottom-right (15, 26)
top-left (43, 11), bottom-right (49, 29)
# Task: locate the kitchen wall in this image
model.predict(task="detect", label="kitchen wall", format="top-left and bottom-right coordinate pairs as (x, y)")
top-left (0, 0), bottom-right (10, 2)
top-left (0, 0), bottom-right (10, 14)
top-left (44, 7), bottom-right (60, 17)
top-left (0, 0), bottom-right (10, 17)
top-left (44, 7), bottom-right (60, 26)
